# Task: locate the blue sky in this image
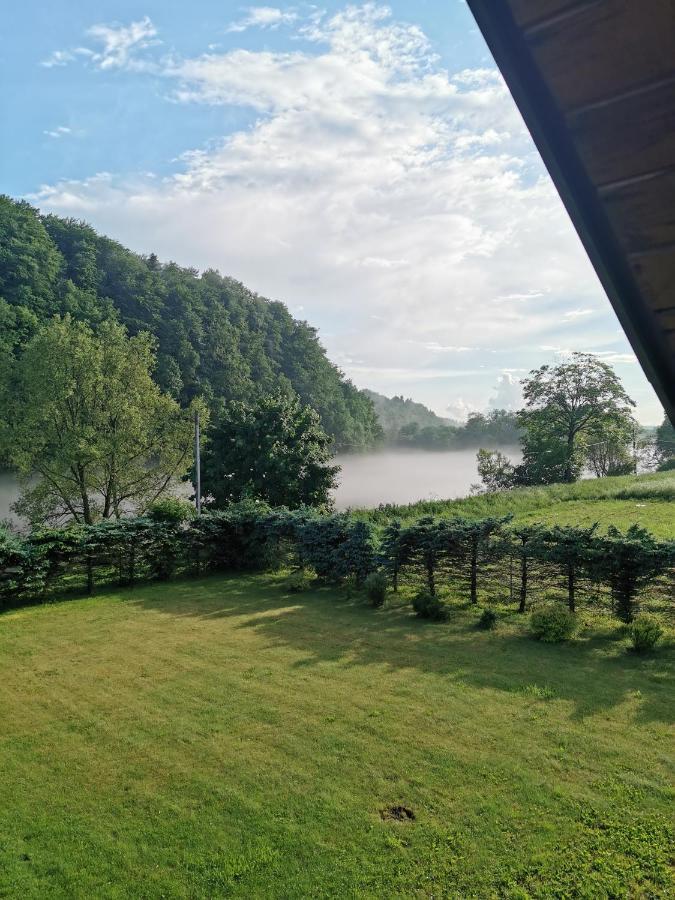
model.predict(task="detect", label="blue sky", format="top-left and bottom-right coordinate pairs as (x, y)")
top-left (2, 1), bottom-right (664, 423)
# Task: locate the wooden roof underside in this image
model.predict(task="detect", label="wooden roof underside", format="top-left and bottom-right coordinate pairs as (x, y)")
top-left (466, 0), bottom-right (675, 423)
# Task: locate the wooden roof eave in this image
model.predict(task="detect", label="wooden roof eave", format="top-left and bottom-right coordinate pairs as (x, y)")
top-left (466, 0), bottom-right (675, 424)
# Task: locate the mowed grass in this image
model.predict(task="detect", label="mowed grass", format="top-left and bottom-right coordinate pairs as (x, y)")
top-left (1, 575), bottom-right (673, 898)
top-left (354, 470), bottom-right (675, 539)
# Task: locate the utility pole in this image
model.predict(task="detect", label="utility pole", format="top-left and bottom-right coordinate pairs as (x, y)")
top-left (194, 409), bottom-right (201, 515)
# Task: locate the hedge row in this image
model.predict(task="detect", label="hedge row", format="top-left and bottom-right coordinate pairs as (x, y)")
top-left (1, 504), bottom-right (673, 622)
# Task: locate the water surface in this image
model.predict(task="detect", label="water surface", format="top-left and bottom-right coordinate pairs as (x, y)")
top-left (332, 448), bottom-right (518, 509)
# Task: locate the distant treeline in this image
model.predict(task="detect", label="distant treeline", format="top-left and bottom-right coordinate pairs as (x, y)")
top-left (364, 390), bottom-right (521, 449)
top-left (390, 409), bottom-right (521, 450)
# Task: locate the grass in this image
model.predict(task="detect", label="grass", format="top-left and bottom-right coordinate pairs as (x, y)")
top-left (1, 573), bottom-right (673, 898)
top-left (353, 470), bottom-right (675, 538)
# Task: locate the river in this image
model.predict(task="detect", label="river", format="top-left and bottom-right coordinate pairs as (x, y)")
top-left (0, 448), bottom-right (514, 525)
top-left (332, 448), bottom-right (516, 509)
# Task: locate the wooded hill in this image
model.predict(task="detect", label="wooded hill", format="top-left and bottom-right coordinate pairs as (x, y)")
top-left (363, 390), bottom-right (457, 437)
top-left (0, 196), bottom-right (380, 450)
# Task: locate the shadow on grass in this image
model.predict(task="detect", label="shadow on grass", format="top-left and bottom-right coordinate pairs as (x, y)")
top-left (125, 572), bottom-right (673, 725)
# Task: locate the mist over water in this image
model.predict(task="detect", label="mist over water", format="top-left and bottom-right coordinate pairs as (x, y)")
top-left (0, 448), bottom-right (521, 525)
top-left (332, 448), bottom-right (520, 509)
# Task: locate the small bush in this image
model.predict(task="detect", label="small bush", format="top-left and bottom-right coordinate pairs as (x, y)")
top-left (628, 615), bottom-right (664, 653)
top-left (412, 590), bottom-right (448, 621)
top-left (147, 497), bottom-right (196, 523)
top-left (285, 571), bottom-right (311, 593)
top-left (364, 571), bottom-right (387, 607)
top-left (530, 605), bottom-right (576, 643)
top-left (477, 608), bottom-right (498, 630)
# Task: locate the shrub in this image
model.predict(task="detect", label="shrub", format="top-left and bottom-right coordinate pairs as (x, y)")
top-left (628, 615), bottom-right (664, 653)
top-left (412, 589), bottom-right (448, 621)
top-left (285, 570), bottom-right (311, 593)
top-left (530, 605), bottom-right (576, 643)
top-left (147, 497), bottom-right (196, 523)
top-left (364, 571), bottom-right (387, 607)
top-left (477, 607), bottom-right (498, 630)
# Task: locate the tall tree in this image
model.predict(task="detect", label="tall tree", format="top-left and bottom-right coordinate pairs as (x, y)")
top-left (203, 392), bottom-right (339, 509)
top-left (0, 316), bottom-right (197, 525)
top-left (518, 352), bottom-right (635, 483)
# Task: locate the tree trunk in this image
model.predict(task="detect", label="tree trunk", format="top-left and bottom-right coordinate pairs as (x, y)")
top-left (519, 552), bottom-right (528, 613)
top-left (564, 429), bottom-right (576, 483)
top-left (567, 565), bottom-right (576, 613)
top-left (426, 554), bottom-right (436, 596)
top-left (470, 539), bottom-right (478, 604)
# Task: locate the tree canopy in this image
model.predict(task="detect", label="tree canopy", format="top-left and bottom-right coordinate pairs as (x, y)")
top-left (0, 316), bottom-right (197, 525)
top-left (202, 392), bottom-right (339, 509)
top-left (518, 352), bottom-right (636, 483)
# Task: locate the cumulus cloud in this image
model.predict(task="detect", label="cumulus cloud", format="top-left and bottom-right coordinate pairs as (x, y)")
top-left (34, 4), bottom-right (655, 416)
top-left (488, 372), bottom-right (522, 410)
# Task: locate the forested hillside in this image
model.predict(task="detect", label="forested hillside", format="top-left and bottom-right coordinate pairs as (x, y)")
top-left (363, 390), bottom-right (456, 436)
top-left (0, 196), bottom-right (380, 449)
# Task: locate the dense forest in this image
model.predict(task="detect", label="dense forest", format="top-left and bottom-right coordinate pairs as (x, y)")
top-left (365, 390), bottom-right (520, 449)
top-left (364, 390), bottom-right (456, 435)
top-left (0, 196), bottom-right (381, 450)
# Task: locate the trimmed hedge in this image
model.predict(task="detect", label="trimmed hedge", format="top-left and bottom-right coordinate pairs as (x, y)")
top-left (1, 506), bottom-right (673, 624)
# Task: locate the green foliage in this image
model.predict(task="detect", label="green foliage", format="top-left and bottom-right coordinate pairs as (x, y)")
top-left (364, 571), bottom-right (387, 607)
top-left (0, 315), bottom-right (197, 526)
top-left (517, 352), bottom-right (636, 485)
top-left (285, 570), bottom-right (312, 593)
top-left (591, 525), bottom-right (675, 622)
top-left (412, 589), bottom-right (448, 620)
top-left (537, 524), bottom-right (597, 612)
top-left (297, 515), bottom-right (376, 584)
top-left (475, 448), bottom-right (516, 492)
top-left (203, 392), bottom-right (338, 509)
top-left (477, 608), bottom-right (498, 630)
top-left (368, 393), bottom-right (521, 450)
top-left (654, 415), bottom-right (675, 465)
top-left (148, 497), bottom-right (197, 523)
top-left (0, 196), bottom-right (380, 450)
top-left (628, 615), bottom-right (664, 653)
top-left (530, 605), bottom-right (577, 643)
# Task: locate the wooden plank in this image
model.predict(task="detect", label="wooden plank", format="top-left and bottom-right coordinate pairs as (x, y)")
top-left (601, 172), bottom-right (675, 254)
top-left (629, 249), bottom-right (675, 311)
top-left (510, 0), bottom-right (598, 30)
top-left (527, 0), bottom-right (675, 112)
top-left (569, 79), bottom-right (675, 187)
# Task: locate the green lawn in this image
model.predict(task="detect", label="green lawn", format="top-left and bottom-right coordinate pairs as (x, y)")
top-left (1, 574), bottom-right (673, 898)
top-left (355, 470), bottom-right (675, 539)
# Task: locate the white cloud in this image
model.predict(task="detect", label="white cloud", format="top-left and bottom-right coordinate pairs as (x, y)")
top-left (43, 126), bottom-right (72, 139)
top-left (41, 50), bottom-right (76, 68)
top-left (42, 17), bottom-right (158, 71)
top-left (488, 372), bottom-right (522, 410)
top-left (226, 7), bottom-right (298, 34)
top-left (563, 308), bottom-right (594, 319)
top-left (31, 4), bottom-right (661, 421)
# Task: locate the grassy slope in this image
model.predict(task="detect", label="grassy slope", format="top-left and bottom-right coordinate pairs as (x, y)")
top-left (354, 470), bottom-right (675, 538)
top-left (0, 574), bottom-right (672, 898)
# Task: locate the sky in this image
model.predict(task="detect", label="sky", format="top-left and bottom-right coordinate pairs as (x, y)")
top-left (1, 1), bottom-right (665, 423)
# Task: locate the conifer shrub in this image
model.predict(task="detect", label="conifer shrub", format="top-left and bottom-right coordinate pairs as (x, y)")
top-left (530, 605), bottom-right (576, 643)
top-left (285, 570), bottom-right (311, 593)
top-left (364, 571), bottom-right (387, 607)
top-left (628, 615), bottom-right (664, 653)
top-left (412, 589), bottom-right (448, 621)
top-left (477, 607), bottom-right (498, 630)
